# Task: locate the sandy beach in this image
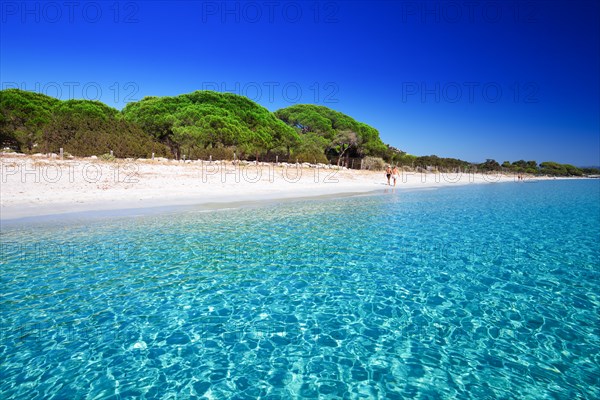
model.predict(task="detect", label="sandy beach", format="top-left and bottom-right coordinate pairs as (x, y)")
top-left (1, 154), bottom-right (531, 220)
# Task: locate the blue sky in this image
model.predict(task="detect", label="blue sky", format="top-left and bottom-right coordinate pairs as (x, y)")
top-left (1, 1), bottom-right (599, 165)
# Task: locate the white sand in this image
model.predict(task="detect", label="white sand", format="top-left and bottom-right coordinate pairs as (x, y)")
top-left (0, 154), bottom-right (530, 220)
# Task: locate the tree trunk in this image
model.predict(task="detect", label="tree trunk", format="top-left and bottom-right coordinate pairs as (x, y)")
top-left (337, 144), bottom-right (348, 166)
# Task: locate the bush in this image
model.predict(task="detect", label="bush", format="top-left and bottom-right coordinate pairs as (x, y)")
top-left (99, 153), bottom-right (116, 161)
top-left (294, 151), bottom-right (329, 164)
top-left (42, 117), bottom-right (170, 159)
top-left (362, 156), bottom-right (386, 170)
top-left (190, 146), bottom-right (236, 161)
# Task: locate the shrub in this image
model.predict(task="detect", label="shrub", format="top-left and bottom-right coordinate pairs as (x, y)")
top-left (99, 153), bottom-right (116, 161)
top-left (294, 151), bottom-right (329, 164)
top-left (362, 156), bottom-right (386, 170)
top-left (190, 146), bottom-right (236, 161)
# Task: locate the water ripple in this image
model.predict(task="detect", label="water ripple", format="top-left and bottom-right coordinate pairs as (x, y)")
top-left (1, 180), bottom-right (599, 398)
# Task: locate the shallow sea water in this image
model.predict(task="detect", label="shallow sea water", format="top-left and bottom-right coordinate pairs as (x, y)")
top-left (1, 180), bottom-right (599, 399)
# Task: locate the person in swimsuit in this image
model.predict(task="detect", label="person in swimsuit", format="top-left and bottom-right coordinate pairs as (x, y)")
top-left (392, 166), bottom-right (399, 186)
top-left (385, 166), bottom-right (392, 185)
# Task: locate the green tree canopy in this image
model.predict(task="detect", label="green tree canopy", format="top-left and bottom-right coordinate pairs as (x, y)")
top-left (123, 91), bottom-right (299, 159)
top-left (0, 89), bottom-right (167, 157)
top-left (2, 89), bottom-right (590, 175)
top-left (0, 89), bottom-right (60, 151)
top-left (275, 104), bottom-right (388, 162)
top-left (539, 161), bottom-right (583, 176)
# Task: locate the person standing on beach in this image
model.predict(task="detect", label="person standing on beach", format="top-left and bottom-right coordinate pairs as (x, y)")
top-left (392, 166), bottom-right (399, 186)
top-left (385, 166), bottom-right (392, 185)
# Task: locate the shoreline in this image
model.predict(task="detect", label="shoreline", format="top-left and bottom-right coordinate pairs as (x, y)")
top-left (1, 190), bottom-right (385, 226)
top-left (0, 155), bottom-right (581, 222)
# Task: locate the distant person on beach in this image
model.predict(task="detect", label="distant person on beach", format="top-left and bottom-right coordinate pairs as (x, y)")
top-left (392, 166), bottom-right (399, 186)
top-left (385, 166), bottom-right (392, 185)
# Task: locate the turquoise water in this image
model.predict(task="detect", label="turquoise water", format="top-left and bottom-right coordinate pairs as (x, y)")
top-left (1, 180), bottom-right (599, 399)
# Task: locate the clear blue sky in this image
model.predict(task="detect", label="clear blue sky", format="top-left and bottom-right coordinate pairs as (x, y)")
top-left (1, 1), bottom-right (599, 165)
